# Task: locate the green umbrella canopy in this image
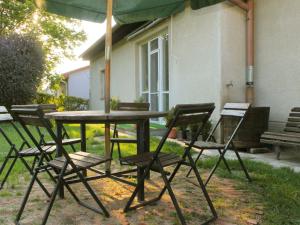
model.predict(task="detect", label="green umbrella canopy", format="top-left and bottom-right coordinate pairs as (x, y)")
top-left (35, 0), bottom-right (226, 24)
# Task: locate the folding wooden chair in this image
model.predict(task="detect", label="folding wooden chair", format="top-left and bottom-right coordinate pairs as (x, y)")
top-left (0, 106), bottom-right (55, 193)
top-left (186, 103), bottom-right (252, 186)
top-left (122, 103), bottom-right (217, 225)
top-left (12, 105), bottom-right (111, 225)
top-left (12, 104), bottom-right (81, 152)
top-left (110, 102), bottom-right (149, 164)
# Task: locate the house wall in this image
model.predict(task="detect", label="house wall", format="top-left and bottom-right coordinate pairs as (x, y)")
top-left (219, 3), bottom-right (246, 105)
top-left (254, 0), bottom-right (300, 130)
top-left (89, 41), bottom-right (137, 110)
top-left (67, 68), bottom-right (90, 99)
top-left (89, 4), bottom-right (227, 120)
top-left (169, 5), bottom-right (223, 120)
top-left (89, 0), bottom-right (300, 130)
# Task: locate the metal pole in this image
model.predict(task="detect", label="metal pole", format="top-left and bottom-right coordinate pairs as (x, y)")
top-left (229, 0), bottom-right (254, 104)
top-left (104, 0), bottom-right (113, 173)
top-left (245, 0), bottom-right (254, 103)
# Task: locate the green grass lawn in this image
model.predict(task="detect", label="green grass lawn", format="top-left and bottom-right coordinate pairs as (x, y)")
top-left (0, 124), bottom-right (299, 224)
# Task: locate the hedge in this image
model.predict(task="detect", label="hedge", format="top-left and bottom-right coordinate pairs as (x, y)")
top-left (35, 93), bottom-right (88, 111)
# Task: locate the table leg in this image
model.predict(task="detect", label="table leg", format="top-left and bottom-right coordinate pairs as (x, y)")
top-left (56, 121), bottom-right (64, 199)
top-left (80, 123), bottom-right (87, 176)
top-left (136, 119), bottom-right (150, 201)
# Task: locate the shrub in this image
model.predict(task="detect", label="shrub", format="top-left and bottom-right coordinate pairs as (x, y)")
top-left (110, 97), bottom-right (120, 110)
top-left (34, 93), bottom-right (88, 111)
top-left (0, 34), bottom-right (44, 107)
top-left (64, 96), bottom-right (88, 111)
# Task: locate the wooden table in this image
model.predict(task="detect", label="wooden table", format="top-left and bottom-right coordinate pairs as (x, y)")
top-left (46, 110), bottom-right (166, 201)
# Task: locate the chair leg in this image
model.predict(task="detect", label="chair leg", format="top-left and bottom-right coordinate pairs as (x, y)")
top-left (156, 160), bottom-right (186, 225)
top-left (187, 153), bottom-right (217, 219)
top-left (74, 168), bottom-right (110, 217)
top-left (186, 148), bottom-right (204, 178)
top-left (15, 169), bottom-right (39, 223)
top-left (234, 150), bottom-right (252, 182)
top-left (19, 157), bottom-right (51, 197)
top-left (124, 165), bottom-right (152, 212)
top-left (69, 143), bottom-right (77, 153)
top-left (117, 142), bottom-right (123, 165)
top-left (63, 180), bottom-right (80, 203)
top-left (217, 149), bottom-right (231, 173)
top-left (0, 156), bottom-right (17, 189)
top-left (204, 150), bottom-right (227, 186)
top-left (41, 164), bottom-right (69, 225)
top-left (31, 156), bottom-right (38, 171)
top-left (110, 141), bottom-right (114, 159)
top-left (158, 162), bottom-right (182, 200)
top-left (0, 148), bottom-right (14, 175)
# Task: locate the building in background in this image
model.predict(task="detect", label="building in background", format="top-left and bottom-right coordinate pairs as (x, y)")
top-left (62, 66), bottom-right (90, 100)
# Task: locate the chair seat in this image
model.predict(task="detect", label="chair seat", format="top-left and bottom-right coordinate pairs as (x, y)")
top-left (121, 152), bottom-right (182, 168)
top-left (48, 151), bottom-right (111, 170)
top-left (110, 138), bottom-right (137, 143)
top-left (19, 145), bottom-right (56, 156)
top-left (185, 141), bottom-right (225, 149)
top-left (46, 138), bottom-right (81, 145)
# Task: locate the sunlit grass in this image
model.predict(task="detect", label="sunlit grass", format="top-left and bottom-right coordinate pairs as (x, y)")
top-left (0, 124), bottom-right (299, 224)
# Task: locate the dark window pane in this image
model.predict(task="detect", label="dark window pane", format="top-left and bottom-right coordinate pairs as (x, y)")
top-left (141, 44), bottom-right (148, 92)
top-left (150, 52), bottom-right (158, 92)
top-left (150, 39), bottom-right (158, 51)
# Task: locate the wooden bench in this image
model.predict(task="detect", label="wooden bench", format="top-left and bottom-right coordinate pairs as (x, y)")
top-left (260, 107), bottom-right (300, 159)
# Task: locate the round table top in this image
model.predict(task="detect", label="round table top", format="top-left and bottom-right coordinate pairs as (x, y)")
top-left (45, 110), bottom-right (167, 122)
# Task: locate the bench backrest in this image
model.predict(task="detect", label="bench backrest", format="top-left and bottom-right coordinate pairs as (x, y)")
top-left (284, 107), bottom-right (300, 133)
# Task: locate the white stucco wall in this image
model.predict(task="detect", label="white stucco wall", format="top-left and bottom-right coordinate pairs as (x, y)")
top-left (220, 3), bottom-right (246, 105)
top-left (67, 67), bottom-right (90, 99)
top-left (169, 5), bottom-right (222, 120)
top-left (254, 0), bottom-right (300, 130)
top-left (89, 41), bottom-right (137, 110)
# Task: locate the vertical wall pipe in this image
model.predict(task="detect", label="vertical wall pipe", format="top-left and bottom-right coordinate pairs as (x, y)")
top-left (246, 0), bottom-right (254, 103)
top-left (229, 0), bottom-right (254, 103)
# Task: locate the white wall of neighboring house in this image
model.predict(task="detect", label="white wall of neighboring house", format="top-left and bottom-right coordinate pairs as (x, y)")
top-left (65, 67), bottom-right (90, 100)
top-left (88, 0), bottom-right (300, 129)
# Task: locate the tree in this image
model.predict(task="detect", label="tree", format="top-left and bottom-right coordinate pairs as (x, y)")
top-left (0, 0), bottom-right (86, 86)
top-left (0, 34), bottom-right (44, 107)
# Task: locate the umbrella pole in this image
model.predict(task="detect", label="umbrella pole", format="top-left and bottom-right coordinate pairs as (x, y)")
top-left (104, 0), bottom-right (113, 174)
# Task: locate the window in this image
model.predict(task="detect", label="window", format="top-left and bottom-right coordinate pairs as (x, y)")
top-left (140, 35), bottom-right (169, 122)
top-left (100, 69), bottom-right (105, 100)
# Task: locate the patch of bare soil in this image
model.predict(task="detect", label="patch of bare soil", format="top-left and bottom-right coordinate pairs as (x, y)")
top-left (0, 164), bottom-right (263, 225)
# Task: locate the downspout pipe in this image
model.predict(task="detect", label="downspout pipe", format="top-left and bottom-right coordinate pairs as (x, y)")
top-left (246, 0), bottom-right (254, 103)
top-left (229, 0), bottom-right (254, 103)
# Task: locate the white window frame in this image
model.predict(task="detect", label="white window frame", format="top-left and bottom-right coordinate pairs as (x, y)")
top-left (139, 35), bottom-right (169, 123)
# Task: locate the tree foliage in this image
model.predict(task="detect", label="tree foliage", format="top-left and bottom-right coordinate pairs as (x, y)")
top-left (0, 34), bottom-right (44, 107)
top-left (0, 0), bottom-right (86, 84)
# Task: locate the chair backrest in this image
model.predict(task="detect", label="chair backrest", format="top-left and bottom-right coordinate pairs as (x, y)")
top-left (11, 105), bottom-right (51, 128)
top-left (11, 105), bottom-right (77, 165)
top-left (0, 106), bottom-right (13, 123)
top-left (221, 103), bottom-right (250, 118)
top-left (116, 102), bottom-right (150, 111)
top-left (0, 106), bottom-right (30, 149)
top-left (155, 103), bottom-right (215, 156)
top-left (12, 104), bottom-right (57, 113)
top-left (284, 107), bottom-right (300, 133)
top-left (209, 102), bottom-right (251, 147)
